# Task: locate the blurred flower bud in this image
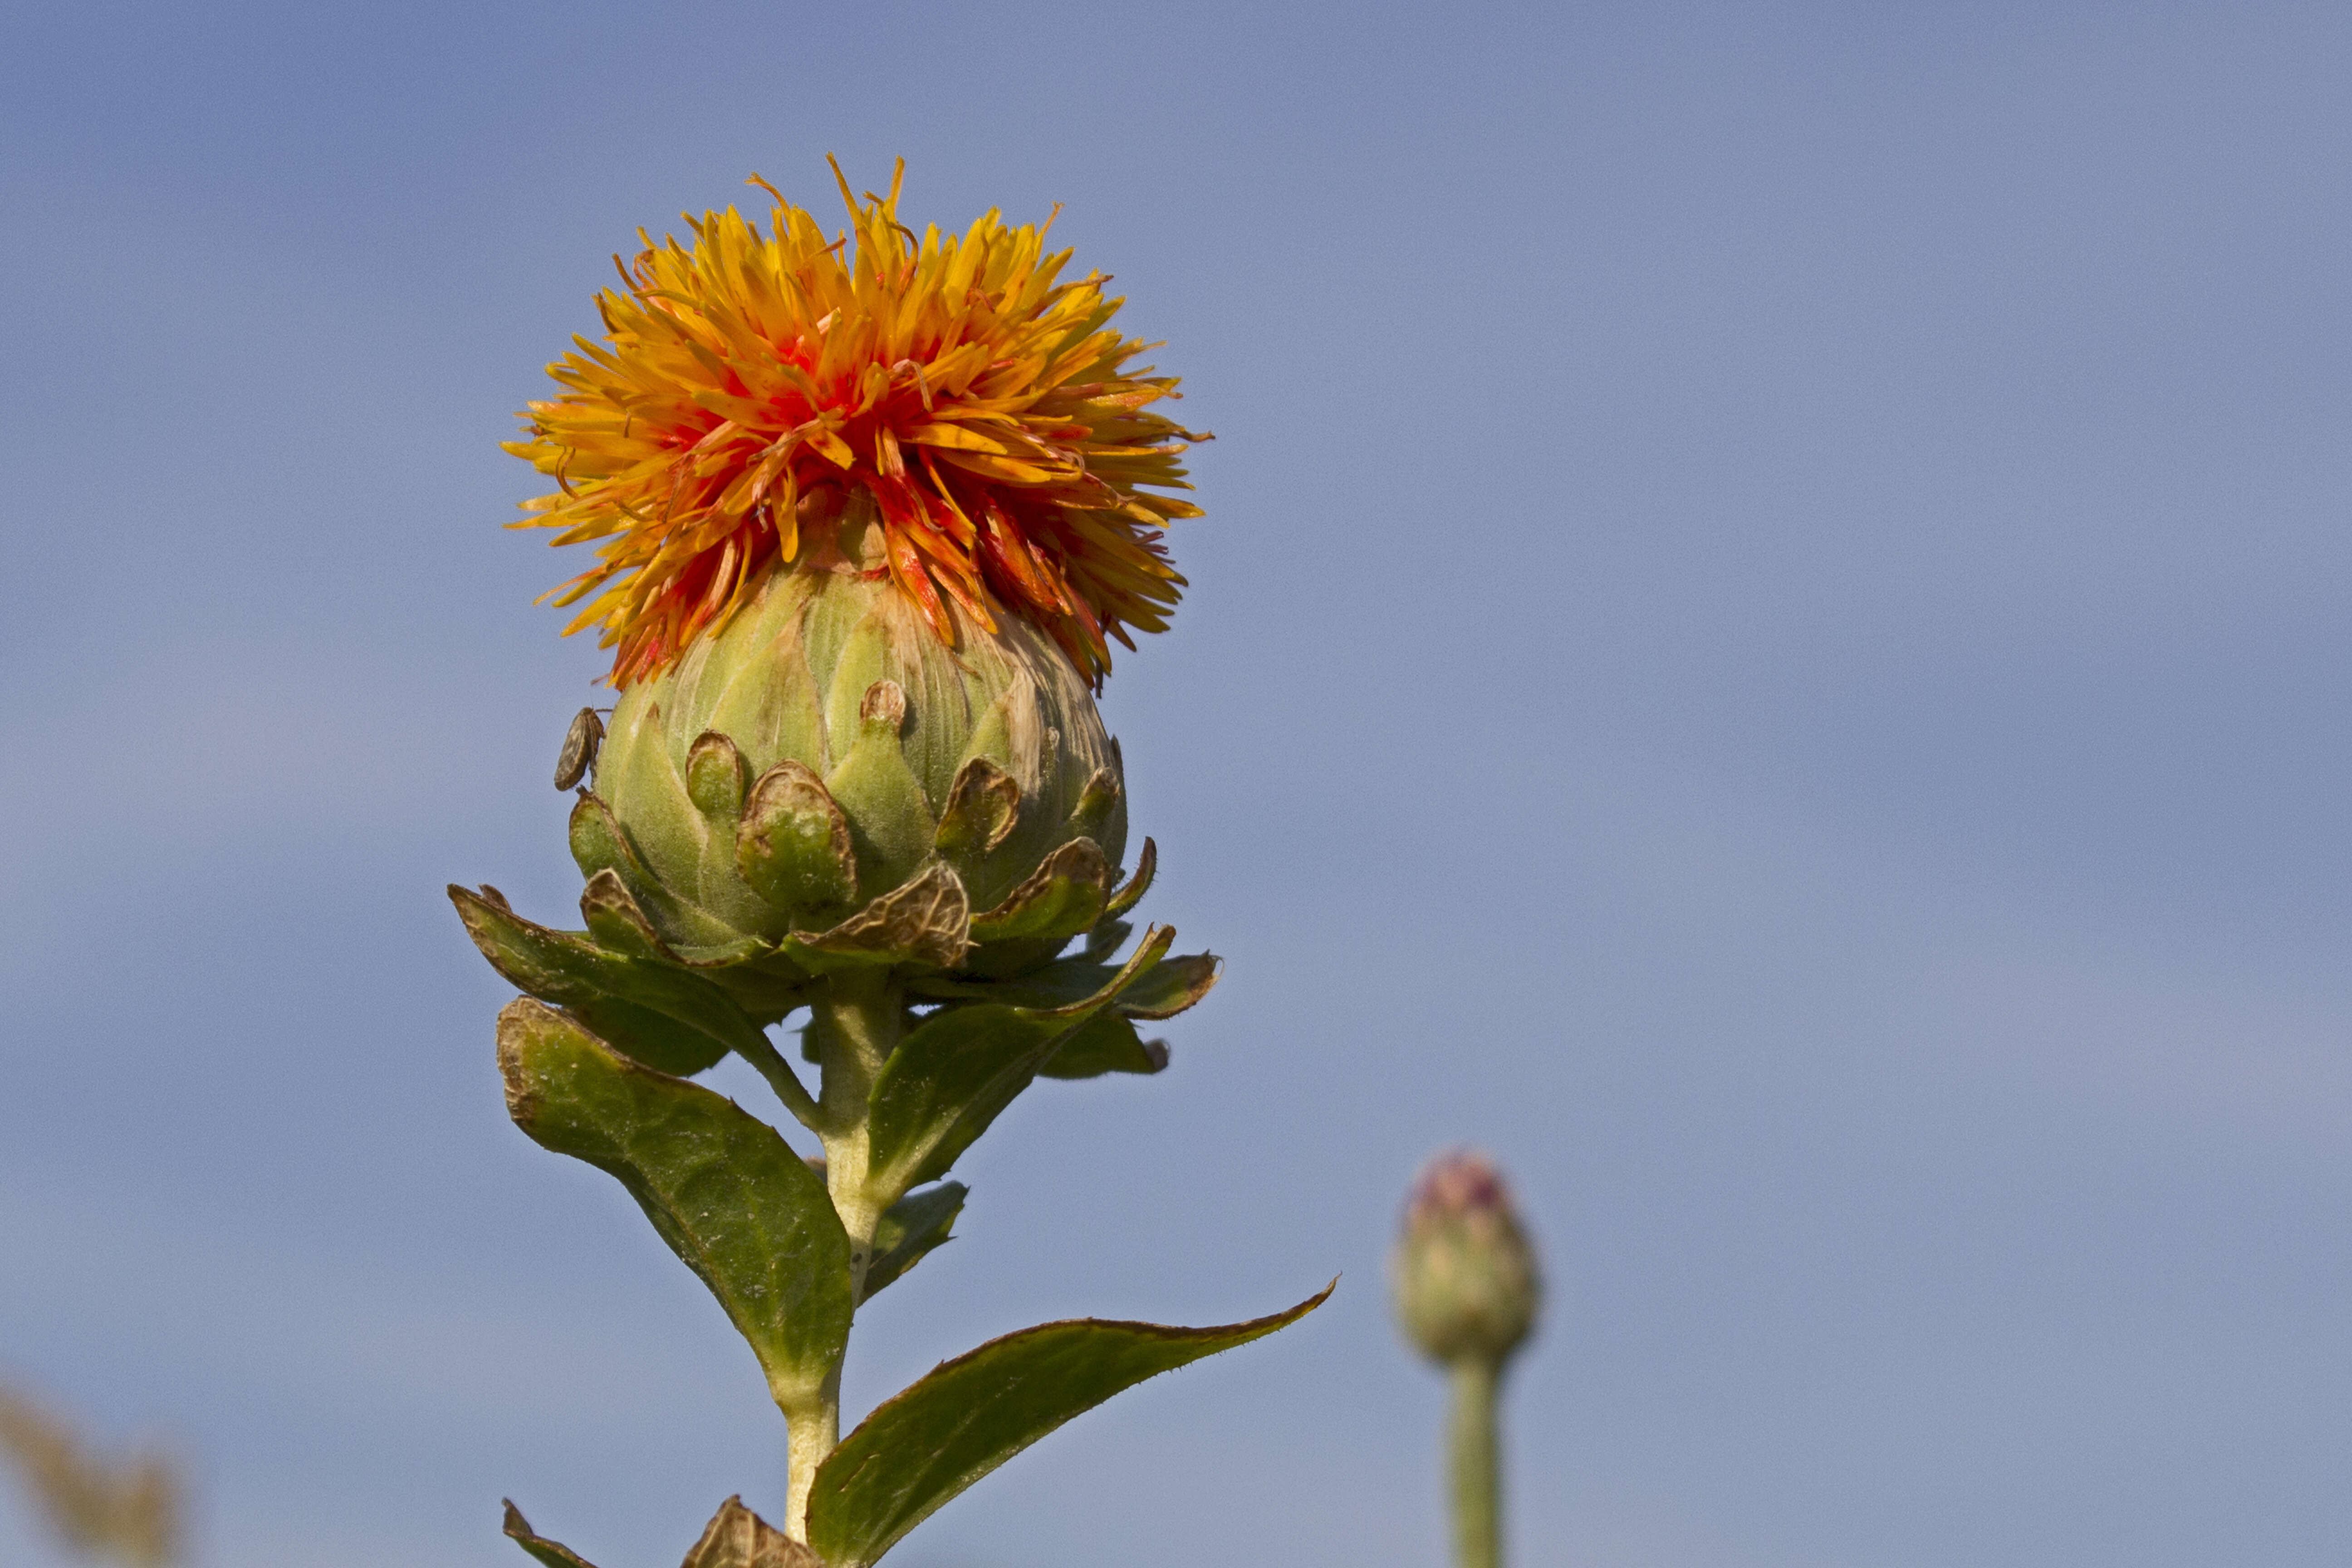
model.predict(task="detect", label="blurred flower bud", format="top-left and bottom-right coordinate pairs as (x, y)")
top-left (1390, 1150), bottom-right (1542, 1368)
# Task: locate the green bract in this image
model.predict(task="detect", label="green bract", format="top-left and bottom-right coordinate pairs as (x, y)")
top-left (564, 515), bottom-right (1132, 1000)
top-left (455, 514), bottom-right (1167, 1067)
top-left (593, 521), bottom-right (1126, 960)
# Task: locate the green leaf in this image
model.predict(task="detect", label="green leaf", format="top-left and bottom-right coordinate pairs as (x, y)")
top-left (865, 927), bottom-right (1175, 1191)
top-left (1102, 952), bottom-right (1220, 1019)
top-left (1039, 1013), bottom-right (1168, 1080)
top-left (496, 1000), bottom-right (853, 1407)
top-left (558, 993), bottom-right (742, 1079)
top-left (451, 885), bottom-right (768, 1075)
top-left (911, 941), bottom-right (1220, 1021)
top-left (502, 1503), bottom-right (600, 1568)
top-left (1081, 916), bottom-right (1133, 963)
top-left (1103, 835), bottom-right (1156, 919)
top-left (807, 1284), bottom-right (1336, 1567)
top-left (862, 1181), bottom-right (966, 1300)
top-left (967, 838), bottom-right (1110, 942)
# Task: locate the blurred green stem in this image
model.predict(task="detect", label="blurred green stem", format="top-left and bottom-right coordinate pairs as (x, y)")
top-left (1448, 1358), bottom-right (1502, 1568)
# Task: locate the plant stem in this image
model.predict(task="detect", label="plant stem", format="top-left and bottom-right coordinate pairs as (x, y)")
top-left (1447, 1357), bottom-right (1503, 1568)
top-left (782, 970), bottom-right (903, 1541)
top-left (782, 1369), bottom-right (839, 1541)
top-left (808, 970), bottom-right (899, 1293)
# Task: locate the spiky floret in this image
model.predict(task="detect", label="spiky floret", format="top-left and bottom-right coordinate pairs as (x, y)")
top-left (505, 158), bottom-right (1205, 688)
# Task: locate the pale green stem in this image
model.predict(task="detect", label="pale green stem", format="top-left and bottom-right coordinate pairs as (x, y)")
top-left (809, 970), bottom-right (899, 1292)
top-left (782, 1369), bottom-right (839, 1543)
top-left (781, 970), bottom-right (903, 1541)
top-left (1447, 1358), bottom-right (1503, 1568)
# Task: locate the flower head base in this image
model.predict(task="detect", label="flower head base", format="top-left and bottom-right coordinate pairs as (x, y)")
top-left (505, 158), bottom-right (1204, 689)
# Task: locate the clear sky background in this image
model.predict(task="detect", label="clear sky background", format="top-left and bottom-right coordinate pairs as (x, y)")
top-left (3, 3), bottom-right (2349, 1565)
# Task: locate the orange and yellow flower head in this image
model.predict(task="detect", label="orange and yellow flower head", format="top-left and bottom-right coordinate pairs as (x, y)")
top-left (505, 159), bottom-right (1204, 689)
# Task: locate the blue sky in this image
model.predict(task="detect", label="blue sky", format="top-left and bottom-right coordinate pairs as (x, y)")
top-left (3, 3), bottom-right (2349, 1564)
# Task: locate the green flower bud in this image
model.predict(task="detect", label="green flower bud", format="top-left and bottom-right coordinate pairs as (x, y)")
top-left (561, 502), bottom-right (1134, 1004)
top-left (1391, 1151), bottom-right (1542, 1369)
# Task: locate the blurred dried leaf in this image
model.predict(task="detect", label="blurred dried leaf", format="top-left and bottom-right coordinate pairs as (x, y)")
top-left (0, 1384), bottom-right (181, 1566)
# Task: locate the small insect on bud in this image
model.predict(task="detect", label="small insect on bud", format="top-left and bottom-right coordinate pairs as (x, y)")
top-left (1391, 1150), bottom-right (1542, 1370)
top-left (554, 707), bottom-right (605, 792)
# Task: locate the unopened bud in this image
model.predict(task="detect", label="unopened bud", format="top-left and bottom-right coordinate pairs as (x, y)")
top-left (1390, 1150), bottom-right (1541, 1368)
